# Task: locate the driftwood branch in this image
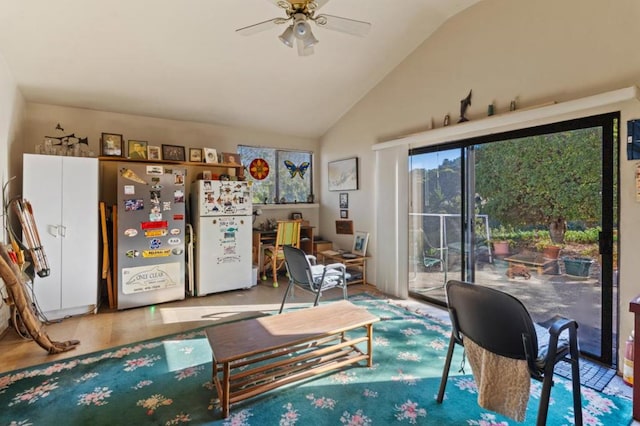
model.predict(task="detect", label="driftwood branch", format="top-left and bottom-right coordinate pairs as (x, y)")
top-left (0, 244), bottom-right (79, 354)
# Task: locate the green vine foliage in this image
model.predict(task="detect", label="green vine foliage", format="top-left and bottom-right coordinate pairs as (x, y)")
top-left (475, 128), bottom-right (603, 242)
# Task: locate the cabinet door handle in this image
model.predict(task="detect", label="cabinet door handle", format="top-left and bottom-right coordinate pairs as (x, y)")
top-left (59, 226), bottom-right (67, 237)
top-left (48, 225), bottom-right (59, 238)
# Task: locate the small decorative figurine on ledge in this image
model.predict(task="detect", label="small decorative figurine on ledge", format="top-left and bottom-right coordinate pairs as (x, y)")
top-left (458, 90), bottom-right (472, 123)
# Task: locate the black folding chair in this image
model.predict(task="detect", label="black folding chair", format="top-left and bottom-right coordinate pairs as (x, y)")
top-left (279, 245), bottom-right (347, 313)
top-left (437, 279), bottom-right (582, 426)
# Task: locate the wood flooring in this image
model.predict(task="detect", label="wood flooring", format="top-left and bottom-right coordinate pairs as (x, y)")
top-left (0, 279), bottom-right (382, 374)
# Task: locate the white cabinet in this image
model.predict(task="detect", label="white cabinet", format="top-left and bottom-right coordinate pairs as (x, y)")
top-left (23, 154), bottom-right (99, 319)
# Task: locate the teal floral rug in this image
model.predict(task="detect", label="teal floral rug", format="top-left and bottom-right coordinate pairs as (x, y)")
top-left (0, 294), bottom-right (632, 425)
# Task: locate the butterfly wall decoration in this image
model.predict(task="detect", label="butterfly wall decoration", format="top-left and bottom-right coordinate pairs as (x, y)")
top-left (284, 160), bottom-right (310, 179)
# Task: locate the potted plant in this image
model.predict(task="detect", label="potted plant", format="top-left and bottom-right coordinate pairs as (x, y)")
top-left (490, 226), bottom-right (514, 256)
top-left (541, 244), bottom-right (561, 260)
top-left (562, 256), bottom-right (594, 277)
top-left (492, 240), bottom-right (511, 256)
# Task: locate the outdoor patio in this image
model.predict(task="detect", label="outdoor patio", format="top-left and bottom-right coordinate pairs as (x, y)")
top-left (409, 254), bottom-right (613, 357)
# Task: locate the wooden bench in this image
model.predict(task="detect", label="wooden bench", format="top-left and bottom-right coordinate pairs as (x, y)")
top-left (205, 300), bottom-right (380, 418)
top-left (504, 253), bottom-right (558, 275)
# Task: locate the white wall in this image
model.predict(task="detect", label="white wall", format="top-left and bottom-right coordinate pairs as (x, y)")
top-left (319, 0), bottom-right (640, 367)
top-left (0, 52), bottom-right (26, 335)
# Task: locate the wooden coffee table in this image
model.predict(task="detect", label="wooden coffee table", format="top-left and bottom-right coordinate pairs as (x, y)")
top-left (205, 300), bottom-right (379, 417)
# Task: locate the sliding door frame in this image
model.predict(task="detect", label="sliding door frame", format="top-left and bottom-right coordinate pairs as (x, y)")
top-left (409, 111), bottom-right (619, 365)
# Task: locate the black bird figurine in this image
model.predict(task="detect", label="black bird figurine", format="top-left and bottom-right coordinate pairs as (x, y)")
top-left (55, 123), bottom-right (64, 132)
top-left (458, 90), bottom-right (472, 123)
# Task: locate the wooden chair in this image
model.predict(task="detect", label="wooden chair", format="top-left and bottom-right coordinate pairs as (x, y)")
top-left (263, 220), bottom-right (301, 287)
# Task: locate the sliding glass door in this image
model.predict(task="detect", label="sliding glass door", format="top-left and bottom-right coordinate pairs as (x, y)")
top-left (409, 113), bottom-right (619, 365)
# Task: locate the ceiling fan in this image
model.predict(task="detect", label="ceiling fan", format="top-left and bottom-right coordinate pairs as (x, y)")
top-left (236, 0), bottom-right (371, 56)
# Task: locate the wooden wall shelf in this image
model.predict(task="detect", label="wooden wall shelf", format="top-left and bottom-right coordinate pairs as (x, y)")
top-left (98, 156), bottom-right (243, 169)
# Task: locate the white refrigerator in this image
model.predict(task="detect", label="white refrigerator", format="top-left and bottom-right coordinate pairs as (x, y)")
top-left (190, 180), bottom-right (253, 295)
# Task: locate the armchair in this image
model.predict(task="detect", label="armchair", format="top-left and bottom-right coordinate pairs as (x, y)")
top-left (279, 245), bottom-right (348, 313)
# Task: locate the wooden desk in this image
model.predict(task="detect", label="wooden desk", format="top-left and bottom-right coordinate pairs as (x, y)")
top-left (205, 300), bottom-right (379, 418)
top-left (319, 251), bottom-right (368, 286)
top-left (252, 226), bottom-right (314, 273)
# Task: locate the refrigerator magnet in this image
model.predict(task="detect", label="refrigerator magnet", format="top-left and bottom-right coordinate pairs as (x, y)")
top-left (146, 165), bottom-right (163, 175)
top-left (124, 229), bottom-right (138, 237)
top-left (144, 229), bottom-right (167, 238)
top-left (163, 202), bottom-right (172, 211)
top-left (124, 199), bottom-right (144, 211)
top-left (170, 228), bottom-right (181, 235)
top-left (173, 214), bottom-right (184, 221)
top-left (125, 250), bottom-right (140, 258)
top-left (124, 185), bottom-right (135, 195)
top-left (141, 220), bottom-right (168, 229)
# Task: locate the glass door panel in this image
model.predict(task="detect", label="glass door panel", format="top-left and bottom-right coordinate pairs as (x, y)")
top-left (473, 127), bottom-right (609, 360)
top-left (408, 149), bottom-right (463, 303)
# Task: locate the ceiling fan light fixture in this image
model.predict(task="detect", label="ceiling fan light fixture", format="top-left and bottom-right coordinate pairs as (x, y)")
top-left (292, 14), bottom-right (309, 39)
top-left (302, 28), bottom-right (318, 49)
top-left (278, 25), bottom-right (295, 47)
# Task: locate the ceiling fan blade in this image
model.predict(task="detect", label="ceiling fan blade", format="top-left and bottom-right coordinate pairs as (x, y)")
top-left (236, 17), bottom-right (288, 36)
top-left (314, 14), bottom-right (371, 36)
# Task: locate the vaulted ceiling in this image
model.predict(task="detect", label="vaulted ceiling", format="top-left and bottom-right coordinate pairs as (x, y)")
top-left (0, 0), bottom-right (480, 138)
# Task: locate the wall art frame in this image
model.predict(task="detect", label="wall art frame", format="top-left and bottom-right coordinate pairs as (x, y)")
top-left (339, 192), bottom-right (348, 208)
top-left (352, 231), bottom-right (369, 256)
top-left (189, 148), bottom-right (203, 162)
top-left (204, 148), bottom-right (218, 164)
top-left (147, 145), bottom-right (161, 160)
top-left (127, 140), bottom-right (148, 160)
top-left (328, 157), bottom-right (358, 191)
top-left (101, 132), bottom-right (123, 157)
top-left (162, 144), bottom-right (186, 162)
top-left (335, 220), bottom-right (354, 235)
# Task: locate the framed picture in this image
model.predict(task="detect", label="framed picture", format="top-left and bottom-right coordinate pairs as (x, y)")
top-left (101, 132), bottom-right (123, 157)
top-left (204, 148), bottom-right (218, 164)
top-left (189, 148), bottom-right (203, 162)
top-left (222, 152), bottom-right (240, 165)
top-left (352, 231), bottom-right (369, 256)
top-left (340, 209), bottom-right (348, 219)
top-left (328, 157), bottom-right (358, 191)
top-left (339, 193), bottom-right (348, 208)
top-left (147, 145), bottom-right (161, 160)
top-left (335, 220), bottom-right (354, 235)
top-left (128, 140), bottom-right (148, 160)
top-left (162, 144), bottom-right (186, 162)
top-left (291, 212), bottom-right (303, 220)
